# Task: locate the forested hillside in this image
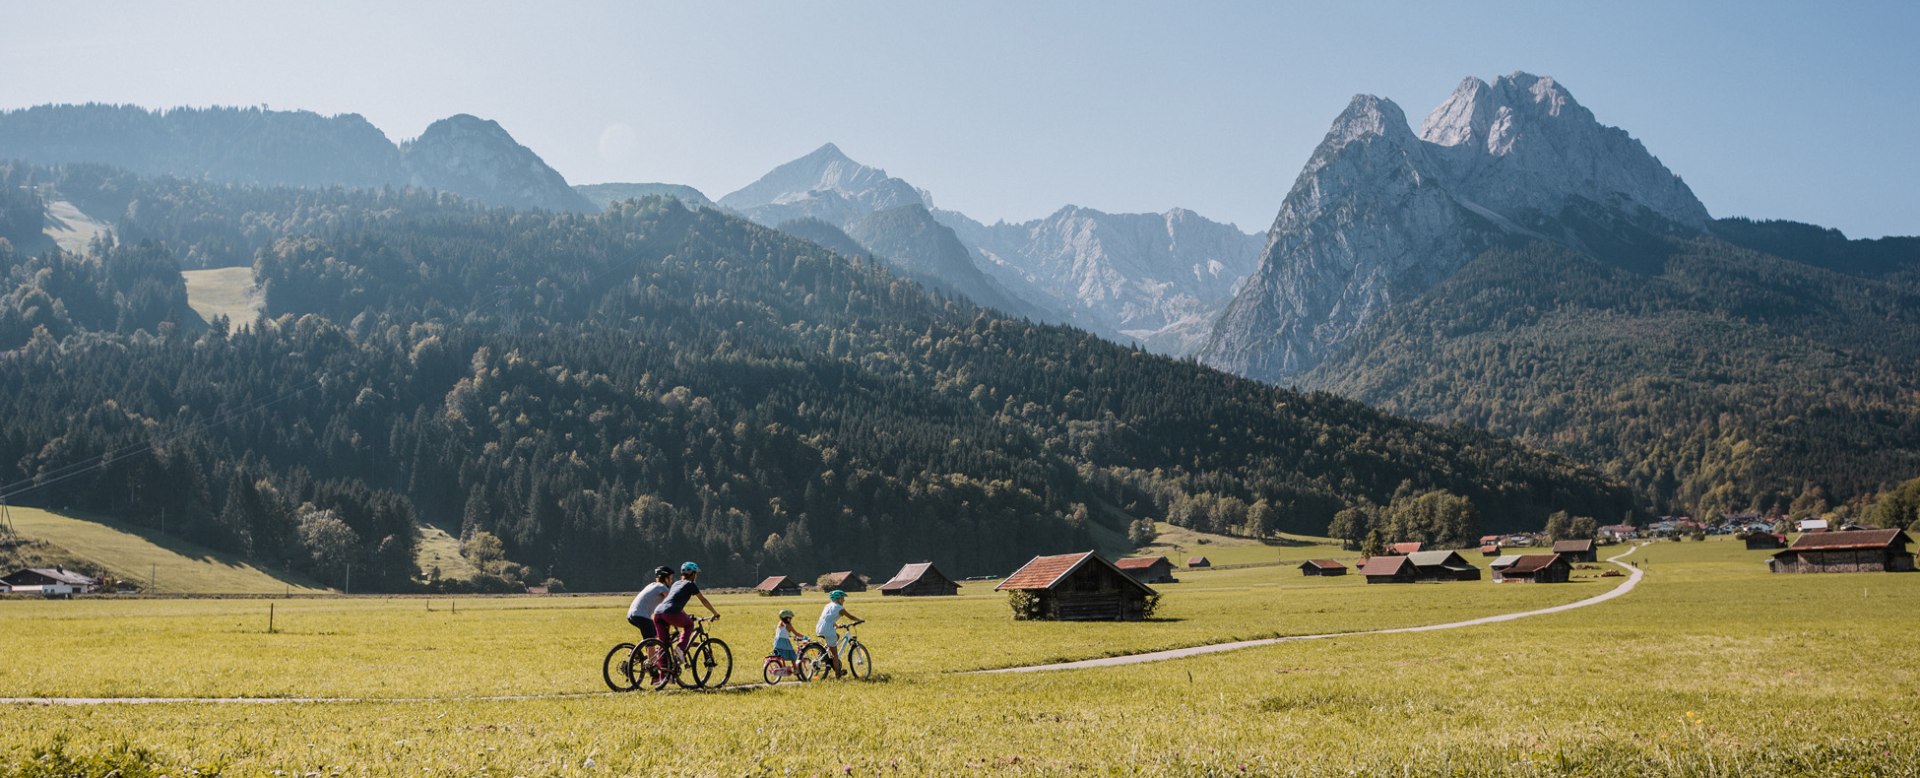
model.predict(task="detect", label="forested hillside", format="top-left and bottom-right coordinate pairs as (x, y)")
top-left (0, 166), bottom-right (1634, 591)
top-left (1304, 238), bottom-right (1920, 518)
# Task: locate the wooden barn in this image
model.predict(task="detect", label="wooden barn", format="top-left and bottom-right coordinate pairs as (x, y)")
top-left (877, 562), bottom-right (960, 596)
top-left (996, 551), bottom-right (1158, 621)
top-left (1357, 555), bottom-right (1416, 584)
top-left (1115, 556), bottom-right (1177, 584)
top-left (754, 575), bottom-right (801, 596)
top-left (1187, 556), bottom-right (1211, 569)
top-left (1743, 533), bottom-right (1787, 550)
top-left (1551, 539), bottom-right (1598, 563)
top-left (1298, 559), bottom-right (1348, 576)
top-left (818, 570), bottom-right (867, 592)
top-left (1406, 550), bottom-right (1482, 581)
top-left (1491, 554), bottom-right (1570, 583)
top-left (1388, 542), bottom-right (1424, 555)
top-left (1769, 529), bottom-right (1915, 574)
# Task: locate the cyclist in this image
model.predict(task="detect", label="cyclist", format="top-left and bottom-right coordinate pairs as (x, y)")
top-left (625, 565), bottom-right (674, 642)
top-left (769, 608), bottom-right (810, 678)
top-left (651, 561), bottom-right (720, 658)
top-left (815, 589), bottom-right (864, 678)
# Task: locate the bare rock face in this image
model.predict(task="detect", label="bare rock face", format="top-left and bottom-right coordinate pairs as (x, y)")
top-left (1200, 73), bottom-right (1709, 381)
top-left (718, 143), bottom-right (926, 227)
top-left (402, 115), bottom-right (593, 213)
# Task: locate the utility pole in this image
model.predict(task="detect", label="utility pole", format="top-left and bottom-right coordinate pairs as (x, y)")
top-left (149, 563), bottom-right (156, 593)
top-left (344, 564), bottom-right (351, 595)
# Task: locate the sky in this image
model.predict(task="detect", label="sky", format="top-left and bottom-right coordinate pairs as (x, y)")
top-left (3, 1), bottom-right (1915, 237)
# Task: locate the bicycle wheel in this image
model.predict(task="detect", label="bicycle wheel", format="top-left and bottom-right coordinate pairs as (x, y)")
top-left (603, 643), bottom-right (639, 692)
top-left (762, 657), bottom-right (788, 685)
top-left (635, 638), bottom-right (678, 690)
top-left (845, 642), bottom-right (872, 679)
top-left (690, 638), bottom-right (732, 688)
top-left (796, 644), bottom-right (828, 682)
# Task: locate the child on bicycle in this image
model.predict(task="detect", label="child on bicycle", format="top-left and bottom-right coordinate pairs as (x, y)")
top-left (815, 589), bottom-right (864, 678)
top-left (769, 608), bottom-right (810, 678)
top-left (652, 561), bottom-right (720, 658)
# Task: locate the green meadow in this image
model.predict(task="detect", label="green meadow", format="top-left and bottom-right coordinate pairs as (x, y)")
top-left (4, 538), bottom-right (1917, 777)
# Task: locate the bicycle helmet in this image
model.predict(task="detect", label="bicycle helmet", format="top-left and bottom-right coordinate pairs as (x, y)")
top-left (778, 609), bottom-right (795, 619)
top-left (680, 561), bottom-right (700, 574)
top-left (828, 589), bottom-right (847, 601)
top-left (652, 565), bottom-right (673, 579)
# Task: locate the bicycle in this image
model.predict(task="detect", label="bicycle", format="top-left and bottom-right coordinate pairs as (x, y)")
top-left (633, 617), bottom-right (733, 690)
top-left (795, 623), bottom-right (871, 681)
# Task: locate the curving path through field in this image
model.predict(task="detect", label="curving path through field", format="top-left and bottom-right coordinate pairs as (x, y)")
top-left (978, 542), bottom-right (1647, 673)
top-left (1, 545), bottom-right (1647, 705)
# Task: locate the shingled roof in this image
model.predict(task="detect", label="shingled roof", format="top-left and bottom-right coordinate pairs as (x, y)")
top-left (1779, 528), bottom-right (1909, 551)
top-left (1114, 556), bottom-right (1170, 571)
top-left (1551, 539), bottom-right (1596, 554)
top-left (1503, 554), bottom-right (1563, 574)
top-left (1301, 559), bottom-right (1347, 570)
top-left (1357, 556), bottom-right (1409, 576)
top-left (877, 562), bottom-right (947, 591)
top-left (995, 551), bottom-right (1155, 594)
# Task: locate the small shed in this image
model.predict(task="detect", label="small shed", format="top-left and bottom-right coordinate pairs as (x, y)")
top-left (1298, 559), bottom-right (1347, 577)
top-left (1388, 542), bottom-right (1424, 555)
top-left (1358, 555), bottom-right (1416, 584)
top-left (1492, 554), bottom-right (1570, 583)
top-left (1743, 533), bottom-right (1787, 551)
top-left (1187, 556), bottom-right (1211, 569)
top-left (996, 551), bottom-right (1158, 621)
top-left (1115, 556), bottom-right (1178, 584)
top-left (818, 570), bottom-right (867, 592)
top-left (2, 567), bottom-right (98, 593)
top-left (1406, 550), bottom-right (1481, 581)
top-left (1479, 543), bottom-right (1501, 556)
top-left (754, 575), bottom-right (802, 596)
top-left (1769, 529), bottom-right (1915, 574)
top-left (877, 562), bottom-right (960, 596)
top-left (1551, 539), bottom-right (1598, 563)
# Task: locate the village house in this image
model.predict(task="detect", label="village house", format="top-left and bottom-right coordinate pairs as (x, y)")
top-left (2, 567), bottom-right (99, 595)
top-left (996, 551), bottom-right (1158, 621)
top-left (1599, 524), bottom-right (1638, 542)
top-left (1298, 559), bottom-right (1347, 577)
top-left (818, 570), bottom-right (867, 592)
top-left (1551, 539), bottom-right (1598, 563)
top-left (753, 575), bottom-right (802, 596)
top-left (877, 562), bottom-right (961, 596)
top-left (1114, 556), bottom-right (1177, 584)
top-left (1491, 554), bottom-right (1571, 583)
top-left (1357, 555), bottom-right (1417, 584)
top-left (1769, 529), bottom-right (1915, 574)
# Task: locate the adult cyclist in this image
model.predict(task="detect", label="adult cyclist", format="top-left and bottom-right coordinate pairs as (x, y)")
top-left (652, 561), bottom-right (720, 659)
top-left (625, 565), bottom-right (674, 642)
top-left (815, 589), bottom-right (864, 678)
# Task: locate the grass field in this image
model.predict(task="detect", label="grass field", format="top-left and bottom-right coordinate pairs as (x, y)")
top-left (180, 267), bottom-right (264, 327)
top-left (1137, 522), bottom-right (1346, 567)
top-left (412, 522), bottom-right (482, 583)
top-left (3, 537), bottom-right (1916, 776)
top-left (1, 507), bottom-right (323, 595)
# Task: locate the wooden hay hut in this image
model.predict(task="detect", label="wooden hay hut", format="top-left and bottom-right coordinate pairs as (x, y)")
top-left (754, 575), bottom-right (802, 596)
top-left (1743, 533), bottom-right (1787, 550)
top-left (1769, 529), bottom-right (1915, 574)
top-left (818, 570), bottom-right (867, 592)
top-left (1357, 555), bottom-right (1416, 584)
top-left (1406, 550), bottom-right (1482, 581)
top-left (1491, 554), bottom-right (1570, 583)
top-left (996, 551), bottom-right (1157, 621)
top-left (1115, 556), bottom-right (1178, 584)
top-left (1187, 556), bottom-right (1211, 569)
top-left (1551, 539), bottom-right (1598, 563)
top-left (877, 562), bottom-right (960, 596)
top-left (1298, 559), bottom-right (1347, 576)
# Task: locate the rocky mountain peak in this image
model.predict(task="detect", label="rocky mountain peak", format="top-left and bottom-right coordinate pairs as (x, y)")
top-left (718, 143), bottom-right (924, 221)
top-left (1326, 95), bottom-right (1419, 151)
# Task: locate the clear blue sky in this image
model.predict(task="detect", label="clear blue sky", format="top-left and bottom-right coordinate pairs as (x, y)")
top-left (3, 1), bottom-right (1914, 237)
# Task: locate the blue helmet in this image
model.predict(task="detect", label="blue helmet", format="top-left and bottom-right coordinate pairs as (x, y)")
top-left (680, 561), bottom-right (701, 574)
top-left (828, 589), bottom-right (847, 601)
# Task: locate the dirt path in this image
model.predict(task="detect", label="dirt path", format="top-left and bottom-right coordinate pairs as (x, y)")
top-left (1, 544), bottom-right (1647, 705)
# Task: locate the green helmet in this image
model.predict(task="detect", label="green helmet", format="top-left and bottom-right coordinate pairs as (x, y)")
top-left (778, 609), bottom-right (795, 620)
top-left (828, 589), bottom-right (847, 601)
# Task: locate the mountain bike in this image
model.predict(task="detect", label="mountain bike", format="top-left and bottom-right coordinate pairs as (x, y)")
top-left (634, 617), bottom-right (732, 690)
top-left (795, 623), bottom-right (871, 680)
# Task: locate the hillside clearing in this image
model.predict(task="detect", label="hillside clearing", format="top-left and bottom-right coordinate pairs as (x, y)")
top-left (1, 507), bottom-right (324, 595)
top-left (40, 199), bottom-right (111, 254)
top-left (412, 522), bottom-right (480, 582)
top-left (180, 266), bottom-right (263, 327)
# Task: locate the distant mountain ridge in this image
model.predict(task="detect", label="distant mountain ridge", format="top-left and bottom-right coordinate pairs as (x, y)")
top-left (575, 182), bottom-right (716, 210)
top-left (0, 104), bottom-right (592, 213)
top-left (1201, 72), bottom-right (1709, 380)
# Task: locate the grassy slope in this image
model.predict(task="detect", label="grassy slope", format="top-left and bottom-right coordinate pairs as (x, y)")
top-left (2, 507), bottom-right (324, 595)
top-left (180, 266), bottom-right (263, 326)
top-left (41, 199), bottom-right (111, 254)
top-left (1137, 521), bottom-right (1347, 567)
top-left (3, 536), bottom-right (1917, 776)
top-left (411, 522), bottom-right (480, 583)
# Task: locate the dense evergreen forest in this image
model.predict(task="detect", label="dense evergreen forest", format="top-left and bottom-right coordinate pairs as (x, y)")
top-left (1305, 235), bottom-right (1920, 519)
top-left (0, 163), bottom-right (1634, 591)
